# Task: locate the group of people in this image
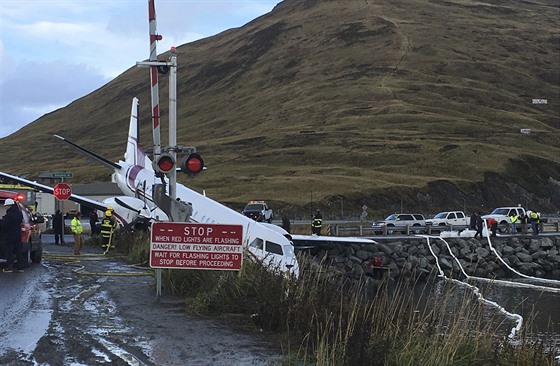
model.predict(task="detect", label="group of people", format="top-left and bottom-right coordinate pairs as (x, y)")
top-left (51, 208), bottom-right (118, 255)
top-left (469, 210), bottom-right (542, 239)
top-left (470, 213), bottom-right (498, 239)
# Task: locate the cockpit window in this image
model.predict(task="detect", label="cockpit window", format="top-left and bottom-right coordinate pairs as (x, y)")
top-left (283, 245), bottom-right (295, 256)
top-left (265, 241), bottom-right (283, 255)
top-left (249, 238), bottom-right (264, 250)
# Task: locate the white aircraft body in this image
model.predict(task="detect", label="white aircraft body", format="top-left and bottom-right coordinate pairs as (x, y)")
top-left (1, 98), bottom-right (299, 276)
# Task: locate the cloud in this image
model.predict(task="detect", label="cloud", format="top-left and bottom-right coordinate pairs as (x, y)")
top-left (0, 0), bottom-right (280, 138)
top-left (0, 60), bottom-right (108, 137)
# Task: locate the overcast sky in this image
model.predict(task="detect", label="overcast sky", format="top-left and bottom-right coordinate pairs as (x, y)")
top-left (0, 0), bottom-right (280, 138)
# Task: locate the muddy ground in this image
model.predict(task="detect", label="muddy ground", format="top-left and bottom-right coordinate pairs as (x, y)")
top-left (0, 237), bottom-right (284, 365)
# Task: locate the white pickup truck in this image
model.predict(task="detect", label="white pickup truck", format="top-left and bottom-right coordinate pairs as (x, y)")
top-left (242, 201), bottom-right (274, 223)
top-left (482, 206), bottom-right (526, 226)
top-left (426, 211), bottom-right (469, 229)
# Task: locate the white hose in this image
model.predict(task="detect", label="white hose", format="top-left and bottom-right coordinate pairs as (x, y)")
top-left (482, 219), bottom-right (560, 286)
top-left (419, 235), bottom-right (523, 338)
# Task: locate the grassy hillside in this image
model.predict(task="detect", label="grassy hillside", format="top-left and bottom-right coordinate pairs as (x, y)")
top-left (1, 0), bottom-right (559, 217)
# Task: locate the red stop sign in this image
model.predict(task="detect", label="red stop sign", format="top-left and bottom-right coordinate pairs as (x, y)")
top-left (54, 183), bottom-right (72, 200)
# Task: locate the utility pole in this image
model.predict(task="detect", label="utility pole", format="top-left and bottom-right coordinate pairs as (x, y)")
top-left (168, 47), bottom-right (177, 200)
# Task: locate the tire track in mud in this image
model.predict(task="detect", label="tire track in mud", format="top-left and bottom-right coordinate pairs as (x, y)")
top-left (34, 262), bottom-right (153, 366)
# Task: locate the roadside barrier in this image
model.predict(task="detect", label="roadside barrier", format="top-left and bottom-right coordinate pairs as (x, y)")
top-left (332, 221), bottom-right (559, 236)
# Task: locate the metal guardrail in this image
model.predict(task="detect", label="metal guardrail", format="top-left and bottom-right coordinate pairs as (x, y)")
top-left (331, 222), bottom-right (560, 236)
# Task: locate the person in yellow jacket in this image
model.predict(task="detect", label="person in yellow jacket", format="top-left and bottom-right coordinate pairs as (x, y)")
top-left (70, 212), bottom-right (84, 255)
top-left (100, 210), bottom-right (118, 251)
top-left (509, 212), bottom-right (519, 233)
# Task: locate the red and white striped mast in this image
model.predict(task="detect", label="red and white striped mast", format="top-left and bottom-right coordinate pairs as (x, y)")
top-left (148, 0), bottom-right (162, 160)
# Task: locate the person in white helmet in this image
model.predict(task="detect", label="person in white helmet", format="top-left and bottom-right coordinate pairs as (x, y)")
top-left (1, 198), bottom-right (24, 272)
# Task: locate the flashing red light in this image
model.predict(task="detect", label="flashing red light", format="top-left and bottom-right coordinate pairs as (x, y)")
top-left (16, 193), bottom-right (25, 201)
top-left (180, 153), bottom-right (204, 176)
top-left (155, 153), bottom-right (175, 174)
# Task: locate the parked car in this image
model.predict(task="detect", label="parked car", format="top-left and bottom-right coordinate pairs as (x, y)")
top-left (426, 211), bottom-right (469, 231)
top-left (482, 206), bottom-right (526, 232)
top-left (0, 190), bottom-right (43, 266)
top-left (373, 213), bottom-right (426, 234)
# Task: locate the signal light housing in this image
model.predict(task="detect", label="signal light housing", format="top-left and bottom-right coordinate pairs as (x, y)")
top-left (180, 153), bottom-right (204, 176)
top-left (154, 153), bottom-right (176, 174)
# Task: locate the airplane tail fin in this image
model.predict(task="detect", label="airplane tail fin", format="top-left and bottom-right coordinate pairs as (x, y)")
top-left (125, 97), bottom-right (152, 169)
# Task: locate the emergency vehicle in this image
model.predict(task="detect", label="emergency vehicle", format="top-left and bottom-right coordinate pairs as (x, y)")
top-left (242, 201), bottom-right (274, 223)
top-left (0, 190), bottom-right (44, 266)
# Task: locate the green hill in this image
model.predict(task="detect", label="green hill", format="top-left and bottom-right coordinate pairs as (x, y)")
top-left (1, 0), bottom-right (559, 217)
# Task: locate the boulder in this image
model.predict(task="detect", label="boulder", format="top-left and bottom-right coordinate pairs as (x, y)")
top-left (376, 243), bottom-right (393, 255)
top-left (501, 245), bottom-right (515, 256)
top-left (354, 250), bottom-right (370, 261)
top-left (474, 267), bottom-right (488, 277)
top-left (476, 247), bottom-right (490, 259)
top-left (540, 237), bottom-right (555, 250)
top-left (460, 247), bottom-right (472, 256)
top-left (440, 257), bottom-right (453, 270)
top-left (515, 252), bottom-right (533, 263)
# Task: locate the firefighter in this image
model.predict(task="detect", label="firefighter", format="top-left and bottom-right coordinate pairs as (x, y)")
top-left (100, 210), bottom-right (117, 251)
top-left (311, 209), bottom-right (322, 235)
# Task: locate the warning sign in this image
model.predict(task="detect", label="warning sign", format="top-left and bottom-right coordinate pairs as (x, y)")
top-left (150, 222), bottom-right (243, 270)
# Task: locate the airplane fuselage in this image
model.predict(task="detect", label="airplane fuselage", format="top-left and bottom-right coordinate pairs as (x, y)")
top-left (114, 160), bottom-right (299, 276)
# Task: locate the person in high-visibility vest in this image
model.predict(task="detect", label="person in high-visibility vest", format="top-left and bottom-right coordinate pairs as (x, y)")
top-left (311, 209), bottom-right (323, 235)
top-left (528, 210), bottom-right (539, 235)
top-left (509, 212), bottom-right (519, 234)
top-left (70, 212), bottom-right (83, 256)
top-left (100, 210), bottom-right (117, 250)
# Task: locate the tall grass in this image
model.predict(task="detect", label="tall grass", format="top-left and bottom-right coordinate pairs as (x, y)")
top-left (116, 232), bottom-right (559, 365)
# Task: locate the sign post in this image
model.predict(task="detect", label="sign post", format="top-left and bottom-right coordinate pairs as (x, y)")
top-left (53, 182), bottom-right (72, 245)
top-left (150, 223), bottom-right (243, 271)
top-left (51, 172), bottom-right (74, 179)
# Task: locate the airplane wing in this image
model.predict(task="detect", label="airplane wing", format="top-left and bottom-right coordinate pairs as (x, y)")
top-left (290, 234), bottom-right (378, 249)
top-left (260, 223), bottom-right (377, 248)
top-left (0, 171), bottom-right (107, 212)
top-left (53, 135), bottom-right (122, 171)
